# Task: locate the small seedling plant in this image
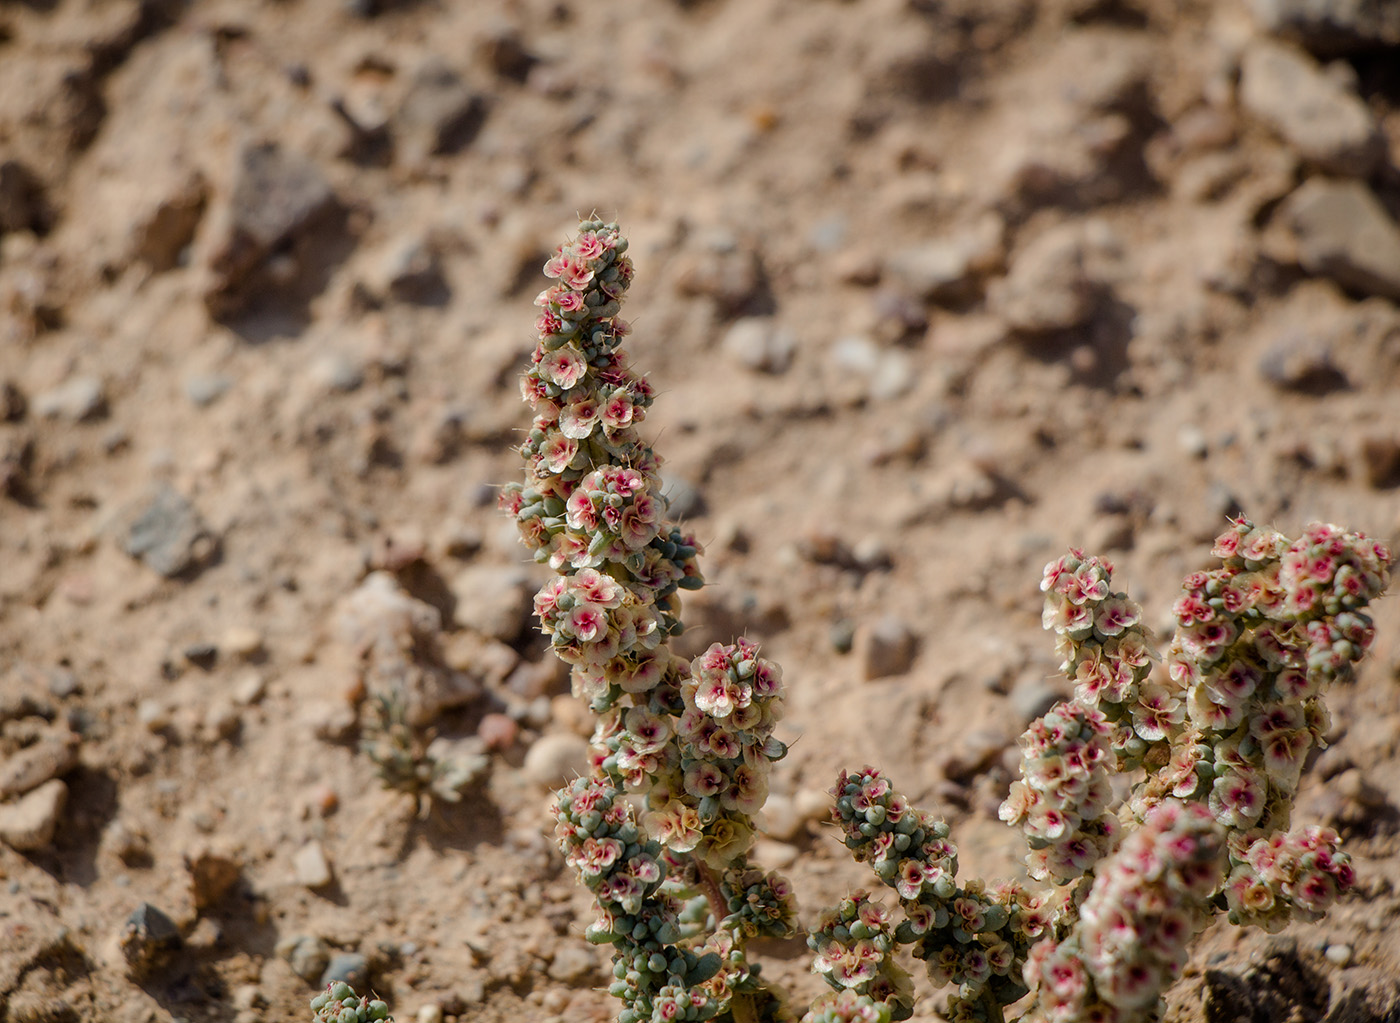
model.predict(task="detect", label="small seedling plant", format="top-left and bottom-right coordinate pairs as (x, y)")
top-left (497, 221), bottom-right (1392, 1023)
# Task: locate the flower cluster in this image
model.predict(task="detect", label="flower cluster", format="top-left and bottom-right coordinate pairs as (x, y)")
top-left (999, 702), bottom-right (1118, 884)
top-left (1224, 824), bottom-right (1354, 932)
top-left (802, 991), bottom-right (895, 1023)
top-left (310, 982), bottom-right (393, 1023)
top-left (553, 776), bottom-right (727, 1023)
top-left (1155, 519), bottom-right (1391, 837)
top-left (1041, 551), bottom-right (1174, 765)
top-left (639, 639), bottom-right (787, 867)
top-left (808, 890), bottom-right (914, 1016)
top-left (831, 769), bottom-right (1047, 1015)
top-left (1024, 801), bottom-right (1223, 1023)
top-left (501, 220), bottom-right (704, 713)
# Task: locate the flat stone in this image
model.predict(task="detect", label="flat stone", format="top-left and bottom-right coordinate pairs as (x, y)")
top-left (34, 375), bottom-right (106, 422)
top-left (1239, 39), bottom-right (1380, 176)
top-left (122, 484), bottom-right (218, 578)
top-left (885, 213), bottom-right (1005, 303)
top-left (0, 778), bottom-right (67, 850)
top-left (547, 945), bottom-right (599, 985)
top-left (1282, 178), bottom-right (1400, 301)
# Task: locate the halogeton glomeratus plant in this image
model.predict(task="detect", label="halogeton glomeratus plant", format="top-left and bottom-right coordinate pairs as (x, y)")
top-left (500, 221), bottom-right (1392, 1023)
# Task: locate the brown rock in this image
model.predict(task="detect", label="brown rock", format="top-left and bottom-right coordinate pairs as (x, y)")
top-left (0, 778), bottom-right (68, 851)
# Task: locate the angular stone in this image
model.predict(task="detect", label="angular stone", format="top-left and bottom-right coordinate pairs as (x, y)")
top-left (184, 842), bottom-right (243, 909)
top-left (522, 732), bottom-right (588, 789)
top-left (990, 223), bottom-right (1099, 333)
top-left (123, 484), bottom-right (219, 578)
top-left (395, 60), bottom-right (488, 163)
top-left (1282, 178), bottom-right (1400, 301)
top-left (853, 616), bottom-right (918, 681)
top-left (1239, 40), bottom-right (1380, 176)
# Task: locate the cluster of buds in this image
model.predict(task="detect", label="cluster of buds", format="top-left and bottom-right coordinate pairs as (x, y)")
top-left (808, 890), bottom-right (914, 1015)
top-left (830, 769), bottom-right (1048, 1016)
top-left (1159, 519), bottom-right (1390, 838)
top-left (721, 866), bottom-right (799, 940)
top-left (1041, 551), bottom-right (1175, 765)
top-left (1025, 801), bottom-right (1223, 1022)
top-left (310, 982), bottom-right (393, 1023)
top-left (553, 777), bottom-right (727, 1023)
top-left (1224, 824), bottom-right (1354, 931)
top-left (998, 702), bottom-right (1118, 883)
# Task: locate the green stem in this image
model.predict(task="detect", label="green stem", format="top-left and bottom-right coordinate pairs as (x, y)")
top-left (693, 859), bottom-right (760, 1023)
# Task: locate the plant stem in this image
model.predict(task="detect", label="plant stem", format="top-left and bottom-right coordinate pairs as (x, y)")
top-left (979, 987), bottom-right (1005, 1023)
top-left (694, 859), bottom-right (760, 1023)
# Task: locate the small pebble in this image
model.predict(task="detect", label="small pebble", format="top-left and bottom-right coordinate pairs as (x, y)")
top-left (1324, 943), bottom-right (1353, 967)
top-left (34, 375), bottom-right (107, 421)
top-left (417, 1006), bottom-right (444, 1023)
top-left (293, 839), bottom-right (334, 889)
top-left (0, 778), bottom-right (67, 850)
top-left (854, 616), bottom-right (918, 681)
top-left (184, 841), bottom-right (243, 909)
top-left (221, 626), bottom-right (265, 659)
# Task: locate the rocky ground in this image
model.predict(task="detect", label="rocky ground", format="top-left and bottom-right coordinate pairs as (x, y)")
top-left (3, 0), bottom-right (1400, 1021)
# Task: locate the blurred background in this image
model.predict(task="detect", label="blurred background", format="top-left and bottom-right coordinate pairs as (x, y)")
top-left (2, 0), bottom-right (1400, 1020)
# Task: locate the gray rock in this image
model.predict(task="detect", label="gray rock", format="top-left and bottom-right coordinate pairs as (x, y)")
top-left (123, 484), bottom-right (219, 578)
top-left (522, 732), bottom-right (588, 789)
top-left (184, 373), bottom-right (231, 407)
top-left (1248, 0), bottom-right (1400, 54)
top-left (1238, 40), bottom-right (1380, 176)
top-left (854, 616), bottom-right (918, 681)
top-left (395, 60), bottom-right (488, 163)
top-left (206, 141), bottom-right (343, 319)
top-left (321, 952), bottom-right (370, 990)
top-left (886, 213), bottom-right (1005, 303)
top-left (721, 318), bottom-right (796, 373)
top-left (34, 375), bottom-right (107, 421)
top-left (990, 223), bottom-right (1097, 333)
top-left (0, 778), bottom-right (67, 850)
top-left (277, 934), bottom-right (331, 983)
top-left (1282, 178), bottom-right (1400, 302)
top-left (117, 903), bottom-right (181, 980)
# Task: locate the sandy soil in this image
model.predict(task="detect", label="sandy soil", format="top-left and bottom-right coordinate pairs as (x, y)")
top-left (2, 0), bottom-right (1400, 1021)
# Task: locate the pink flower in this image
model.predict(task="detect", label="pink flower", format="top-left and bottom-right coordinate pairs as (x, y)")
top-left (541, 433), bottom-right (579, 474)
top-left (567, 602), bottom-right (608, 642)
top-left (541, 348), bottom-right (587, 389)
top-left (573, 231), bottom-right (605, 261)
top-left (560, 398), bottom-right (601, 439)
top-left (1209, 770), bottom-right (1265, 829)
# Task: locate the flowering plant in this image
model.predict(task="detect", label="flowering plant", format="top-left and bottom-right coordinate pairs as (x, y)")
top-left (502, 221), bottom-right (1392, 1023)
